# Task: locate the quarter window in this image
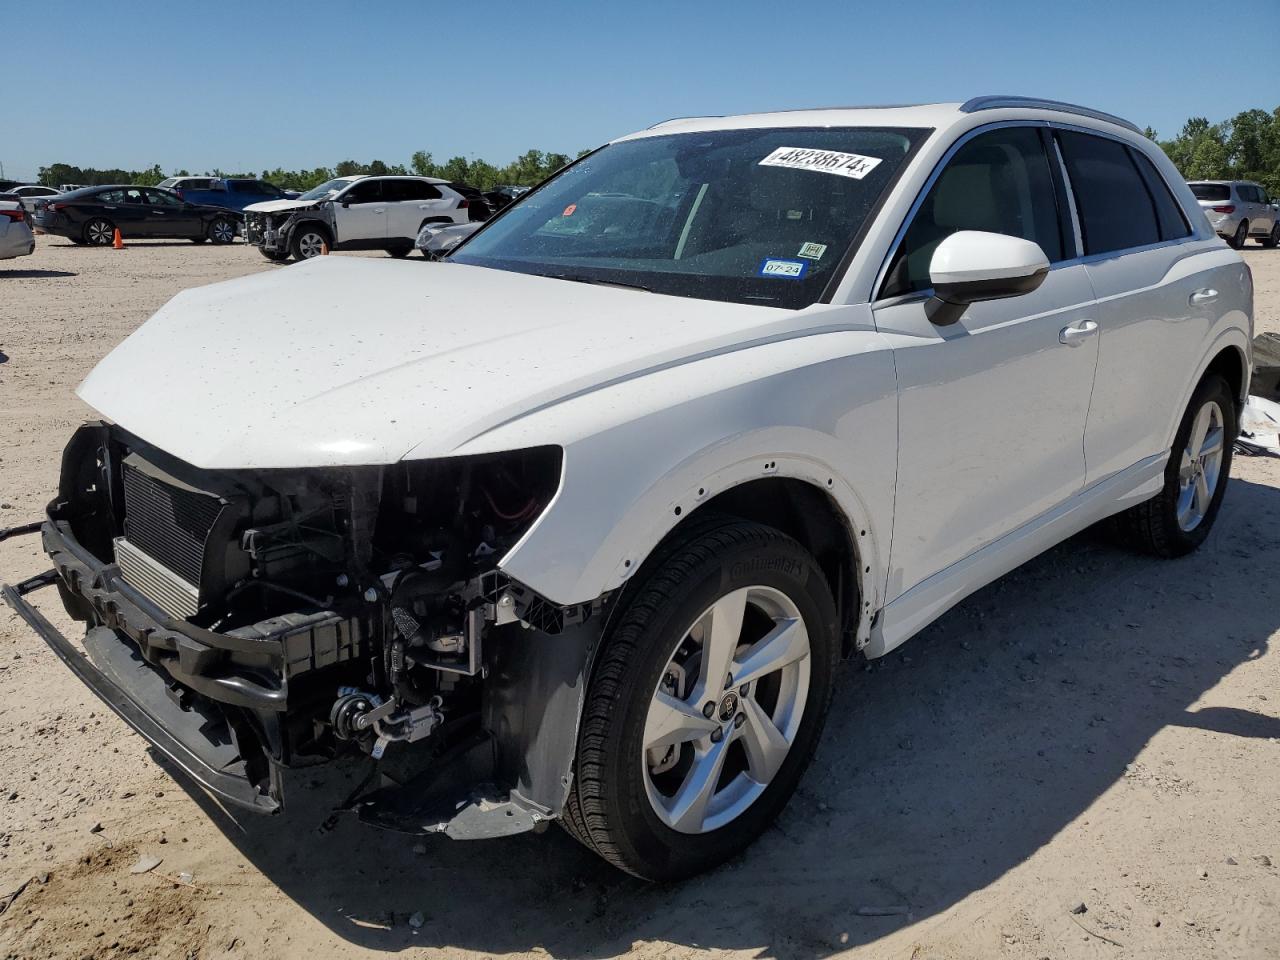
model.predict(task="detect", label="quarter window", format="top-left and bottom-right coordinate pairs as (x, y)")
top-left (1057, 130), bottom-right (1160, 255)
top-left (1128, 150), bottom-right (1190, 241)
top-left (883, 126), bottom-right (1064, 298)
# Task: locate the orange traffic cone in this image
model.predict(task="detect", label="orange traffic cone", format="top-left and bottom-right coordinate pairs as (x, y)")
top-left (320, 240), bottom-right (329, 255)
top-left (112, 228), bottom-right (124, 250)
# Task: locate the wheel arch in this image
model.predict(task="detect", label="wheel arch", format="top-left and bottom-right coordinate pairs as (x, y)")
top-left (1164, 329), bottom-right (1251, 452)
top-left (649, 476), bottom-right (866, 654)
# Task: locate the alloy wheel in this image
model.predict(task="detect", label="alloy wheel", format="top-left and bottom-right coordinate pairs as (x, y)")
top-left (86, 220), bottom-right (113, 245)
top-left (1176, 399), bottom-right (1225, 531)
top-left (642, 585), bottom-right (810, 834)
top-left (297, 231), bottom-right (326, 258)
top-left (211, 219), bottom-right (235, 243)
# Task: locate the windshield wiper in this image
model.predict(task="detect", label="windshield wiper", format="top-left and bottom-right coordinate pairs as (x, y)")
top-left (547, 273), bottom-right (654, 293)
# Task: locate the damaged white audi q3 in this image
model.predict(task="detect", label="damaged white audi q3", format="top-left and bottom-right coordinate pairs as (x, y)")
top-left (2, 97), bottom-right (1252, 880)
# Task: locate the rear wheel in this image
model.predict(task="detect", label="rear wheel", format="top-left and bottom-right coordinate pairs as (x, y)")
top-left (1113, 374), bottom-right (1235, 557)
top-left (207, 216), bottom-right (236, 245)
top-left (290, 224), bottom-right (329, 260)
top-left (84, 218), bottom-right (114, 246)
top-left (1228, 220), bottom-right (1248, 249)
top-left (563, 519), bottom-right (839, 880)
top-left (258, 247), bottom-right (289, 262)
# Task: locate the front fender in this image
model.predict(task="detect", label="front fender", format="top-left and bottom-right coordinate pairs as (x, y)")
top-left (462, 329), bottom-right (899, 628)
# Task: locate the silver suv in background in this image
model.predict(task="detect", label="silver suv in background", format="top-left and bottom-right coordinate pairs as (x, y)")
top-left (1189, 180), bottom-right (1279, 248)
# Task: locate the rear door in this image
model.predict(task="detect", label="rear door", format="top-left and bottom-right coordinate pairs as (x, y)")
top-left (384, 178), bottom-right (449, 239)
top-left (335, 178), bottom-right (386, 242)
top-left (107, 188), bottom-right (152, 236)
top-left (1054, 129), bottom-right (1210, 484)
top-left (872, 124), bottom-right (1099, 598)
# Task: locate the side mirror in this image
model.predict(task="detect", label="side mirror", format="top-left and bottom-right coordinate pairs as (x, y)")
top-left (926, 231), bottom-right (1050, 326)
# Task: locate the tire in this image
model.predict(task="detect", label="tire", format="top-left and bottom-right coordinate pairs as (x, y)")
top-left (258, 247), bottom-right (290, 262)
top-left (289, 223), bottom-right (329, 261)
top-left (84, 218), bottom-right (114, 246)
top-left (207, 216), bottom-right (236, 245)
top-left (1113, 373), bottom-right (1236, 557)
top-left (563, 519), bottom-right (840, 880)
top-left (1262, 224), bottom-right (1280, 249)
top-left (1228, 221), bottom-right (1248, 249)
top-left (386, 245), bottom-right (412, 258)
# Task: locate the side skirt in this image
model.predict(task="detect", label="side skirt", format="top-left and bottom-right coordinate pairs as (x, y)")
top-left (865, 453), bottom-right (1167, 658)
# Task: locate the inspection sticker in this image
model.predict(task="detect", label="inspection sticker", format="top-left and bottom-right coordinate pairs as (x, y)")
top-left (759, 258), bottom-right (808, 279)
top-left (759, 146), bottom-right (883, 180)
top-left (797, 242), bottom-right (827, 260)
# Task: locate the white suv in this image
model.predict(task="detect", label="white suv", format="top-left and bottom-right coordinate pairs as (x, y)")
top-left (243, 174), bottom-right (469, 261)
top-left (3, 97), bottom-right (1252, 881)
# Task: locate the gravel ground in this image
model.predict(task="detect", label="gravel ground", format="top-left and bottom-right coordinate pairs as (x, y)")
top-left (1, 237), bottom-right (1279, 960)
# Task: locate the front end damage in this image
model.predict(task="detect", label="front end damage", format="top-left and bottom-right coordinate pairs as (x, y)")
top-left (1, 423), bottom-right (607, 838)
top-left (243, 202), bottom-right (335, 254)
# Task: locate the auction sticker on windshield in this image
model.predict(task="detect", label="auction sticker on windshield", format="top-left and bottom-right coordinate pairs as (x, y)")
top-left (759, 258), bottom-right (809, 279)
top-left (759, 147), bottom-right (883, 180)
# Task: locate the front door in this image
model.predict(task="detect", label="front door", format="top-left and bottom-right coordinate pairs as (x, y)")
top-left (336, 178), bottom-right (387, 243)
top-left (142, 188), bottom-right (200, 237)
top-left (872, 125), bottom-right (1099, 601)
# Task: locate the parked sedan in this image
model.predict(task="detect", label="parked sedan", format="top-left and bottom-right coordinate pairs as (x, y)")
top-left (0, 196), bottom-right (36, 260)
top-left (32, 186), bottom-right (240, 245)
top-left (6, 185), bottom-right (61, 210)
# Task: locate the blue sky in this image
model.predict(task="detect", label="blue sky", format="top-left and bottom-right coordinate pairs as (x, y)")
top-left (5, 0), bottom-right (1277, 182)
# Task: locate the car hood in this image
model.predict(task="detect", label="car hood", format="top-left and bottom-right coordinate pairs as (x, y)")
top-left (243, 198), bottom-right (323, 214)
top-left (77, 257), bottom-right (824, 469)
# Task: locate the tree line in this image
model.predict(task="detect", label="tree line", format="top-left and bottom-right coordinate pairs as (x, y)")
top-left (35, 148), bottom-right (589, 192)
top-left (1146, 106), bottom-right (1280, 195)
top-left (32, 105), bottom-right (1280, 196)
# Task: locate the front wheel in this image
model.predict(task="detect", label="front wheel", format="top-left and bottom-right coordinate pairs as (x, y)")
top-left (258, 247), bottom-right (290, 262)
top-left (1262, 223), bottom-right (1280, 249)
top-left (563, 519), bottom-right (839, 880)
top-left (290, 224), bottom-right (329, 260)
top-left (1113, 374), bottom-right (1236, 557)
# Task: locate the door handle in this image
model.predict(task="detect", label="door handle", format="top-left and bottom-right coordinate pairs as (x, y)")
top-left (373, 207), bottom-right (386, 213)
top-left (1059, 320), bottom-right (1099, 346)
top-left (1189, 288), bottom-right (1219, 306)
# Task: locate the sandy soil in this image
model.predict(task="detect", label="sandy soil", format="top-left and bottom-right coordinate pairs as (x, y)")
top-left (1, 238), bottom-right (1279, 960)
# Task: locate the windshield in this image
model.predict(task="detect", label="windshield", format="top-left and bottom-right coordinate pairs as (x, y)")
top-left (451, 126), bottom-right (926, 308)
top-left (1189, 183), bottom-right (1230, 202)
top-left (298, 178), bottom-right (354, 201)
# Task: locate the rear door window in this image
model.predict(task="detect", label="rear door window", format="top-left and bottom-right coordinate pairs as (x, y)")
top-left (883, 126), bottom-right (1065, 298)
top-left (385, 179), bottom-right (442, 202)
top-left (1057, 130), bottom-right (1160, 255)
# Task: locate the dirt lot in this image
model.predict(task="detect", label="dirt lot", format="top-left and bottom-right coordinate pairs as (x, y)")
top-left (1, 238), bottom-right (1279, 960)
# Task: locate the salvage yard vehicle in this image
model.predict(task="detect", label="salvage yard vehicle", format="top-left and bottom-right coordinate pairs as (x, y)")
top-left (243, 174), bottom-right (470, 261)
top-left (6, 184), bottom-right (61, 210)
top-left (1, 96), bottom-right (1253, 881)
top-left (157, 176), bottom-right (300, 211)
top-left (0, 195), bottom-right (36, 259)
top-left (1189, 180), bottom-right (1279, 249)
top-left (31, 185), bottom-right (239, 245)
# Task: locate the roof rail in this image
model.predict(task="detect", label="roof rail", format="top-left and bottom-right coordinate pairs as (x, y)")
top-left (959, 96), bottom-right (1142, 135)
top-left (647, 115), bottom-right (722, 130)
